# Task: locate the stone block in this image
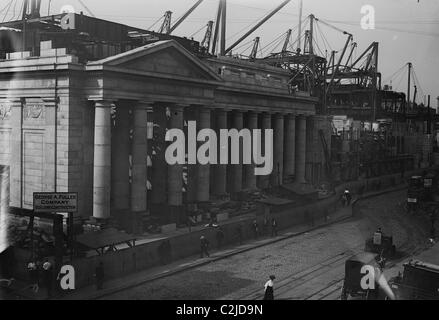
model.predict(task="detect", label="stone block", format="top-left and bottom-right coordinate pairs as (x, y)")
top-left (40, 48), bottom-right (68, 57)
top-left (40, 41), bottom-right (53, 50)
top-left (7, 51), bottom-right (31, 60)
top-left (217, 212), bottom-right (229, 222)
top-left (161, 223), bottom-right (177, 234)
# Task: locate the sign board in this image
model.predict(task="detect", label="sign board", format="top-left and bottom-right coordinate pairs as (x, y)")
top-left (33, 193), bottom-right (78, 213)
top-left (373, 232), bottom-right (382, 246)
top-left (424, 178), bottom-right (433, 188)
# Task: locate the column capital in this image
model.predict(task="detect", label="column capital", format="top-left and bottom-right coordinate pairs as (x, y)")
top-left (169, 104), bottom-right (188, 113)
top-left (94, 100), bottom-right (115, 108)
top-left (174, 103), bottom-right (191, 108)
top-left (1, 98), bottom-right (22, 108)
top-left (41, 97), bottom-right (59, 106)
top-left (198, 106), bottom-right (213, 114)
top-left (133, 100), bottom-right (154, 112)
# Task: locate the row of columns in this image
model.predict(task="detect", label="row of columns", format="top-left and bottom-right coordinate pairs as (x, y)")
top-left (91, 100), bottom-right (309, 223)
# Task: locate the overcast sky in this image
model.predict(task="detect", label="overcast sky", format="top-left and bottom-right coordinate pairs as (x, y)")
top-left (2, 0), bottom-right (439, 102)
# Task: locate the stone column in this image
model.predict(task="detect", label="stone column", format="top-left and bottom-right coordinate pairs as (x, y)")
top-left (167, 105), bottom-right (184, 207)
top-left (257, 112), bottom-right (272, 189)
top-left (131, 102), bottom-right (150, 233)
top-left (185, 108), bottom-right (197, 204)
top-left (271, 113), bottom-right (285, 186)
top-left (213, 109), bottom-right (228, 196)
top-left (93, 100), bottom-right (113, 220)
top-left (244, 111), bottom-right (258, 190)
top-left (197, 108), bottom-right (211, 202)
top-left (229, 111), bottom-right (243, 195)
top-left (42, 98), bottom-right (57, 193)
top-left (111, 105), bottom-right (130, 214)
top-left (10, 100), bottom-right (22, 208)
top-left (284, 114), bottom-right (296, 177)
top-left (151, 105), bottom-right (167, 206)
top-left (295, 115), bottom-right (307, 184)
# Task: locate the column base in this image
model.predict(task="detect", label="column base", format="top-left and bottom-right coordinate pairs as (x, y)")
top-left (131, 211), bottom-right (147, 235)
top-left (151, 204), bottom-right (184, 225)
top-left (83, 217), bottom-right (111, 233)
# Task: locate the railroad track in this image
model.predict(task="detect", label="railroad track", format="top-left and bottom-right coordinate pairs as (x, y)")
top-left (238, 191), bottom-right (421, 301)
top-left (303, 279), bottom-right (344, 300)
top-left (237, 243), bottom-right (365, 300)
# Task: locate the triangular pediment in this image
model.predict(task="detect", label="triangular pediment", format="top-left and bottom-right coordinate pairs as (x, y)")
top-left (87, 40), bottom-right (222, 82)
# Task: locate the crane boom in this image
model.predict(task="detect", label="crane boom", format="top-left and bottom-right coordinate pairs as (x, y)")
top-left (249, 37), bottom-right (260, 60)
top-left (225, 0), bottom-right (291, 55)
top-left (159, 11), bottom-right (172, 34)
top-left (77, 0), bottom-right (95, 17)
top-left (326, 34), bottom-right (353, 94)
top-left (282, 29), bottom-right (292, 53)
top-left (169, 0), bottom-right (205, 34)
top-left (211, 0), bottom-right (224, 55)
top-left (201, 21), bottom-right (214, 51)
top-left (297, 0), bottom-right (303, 50)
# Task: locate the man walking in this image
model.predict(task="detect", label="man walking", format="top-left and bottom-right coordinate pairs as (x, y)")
top-left (271, 218), bottom-right (278, 237)
top-left (42, 259), bottom-right (53, 298)
top-left (263, 217), bottom-right (269, 236)
top-left (253, 220), bottom-right (259, 240)
top-left (27, 260), bottom-right (39, 293)
top-left (200, 236), bottom-right (210, 258)
top-left (263, 275), bottom-right (276, 300)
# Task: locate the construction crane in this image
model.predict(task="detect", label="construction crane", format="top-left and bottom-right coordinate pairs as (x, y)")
top-left (225, 0), bottom-right (291, 55)
top-left (31, 0), bottom-right (42, 18)
top-left (326, 34), bottom-right (354, 95)
top-left (77, 0), bottom-right (95, 17)
top-left (249, 37), bottom-right (260, 60)
top-left (343, 42), bottom-right (357, 71)
top-left (282, 29), bottom-right (292, 53)
top-left (158, 11), bottom-right (172, 34)
top-left (297, 0), bottom-right (303, 51)
top-left (201, 21), bottom-right (214, 52)
top-left (168, 0), bottom-right (205, 34)
top-left (407, 62), bottom-right (412, 112)
top-left (22, 0), bottom-right (42, 19)
top-left (212, 0), bottom-right (227, 56)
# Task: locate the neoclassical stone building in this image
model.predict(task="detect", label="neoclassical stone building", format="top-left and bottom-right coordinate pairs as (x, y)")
top-left (0, 39), bottom-right (331, 229)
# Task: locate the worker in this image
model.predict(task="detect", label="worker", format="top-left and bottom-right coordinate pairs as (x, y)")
top-left (253, 220), bottom-right (259, 239)
top-left (263, 275), bottom-right (276, 300)
top-left (200, 236), bottom-right (210, 258)
top-left (42, 259), bottom-right (53, 298)
top-left (343, 189), bottom-right (352, 206)
top-left (377, 252), bottom-right (386, 269)
top-left (27, 260), bottom-right (39, 293)
top-left (271, 218), bottom-right (278, 237)
top-left (263, 217), bottom-right (269, 236)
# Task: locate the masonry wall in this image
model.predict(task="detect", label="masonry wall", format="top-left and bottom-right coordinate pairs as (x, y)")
top-left (11, 171), bottom-right (412, 289)
top-left (305, 115), bottom-right (333, 185)
top-left (0, 103), bottom-right (11, 167)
